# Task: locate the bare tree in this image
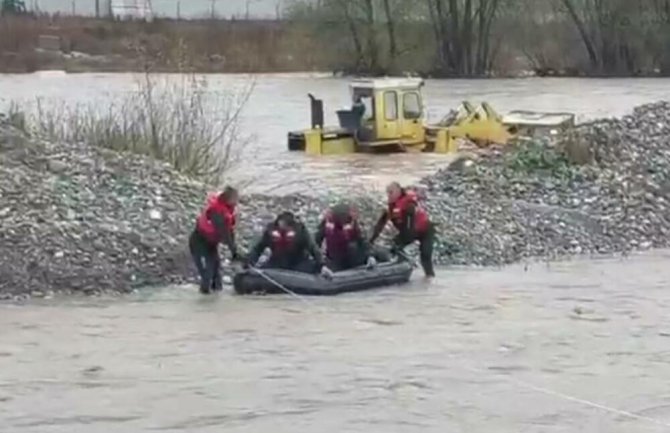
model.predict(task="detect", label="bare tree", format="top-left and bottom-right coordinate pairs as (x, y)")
top-left (648, 0), bottom-right (670, 72)
top-left (381, 0), bottom-right (398, 69)
top-left (426, 0), bottom-right (504, 76)
top-left (558, 0), bottom-right (648, 74)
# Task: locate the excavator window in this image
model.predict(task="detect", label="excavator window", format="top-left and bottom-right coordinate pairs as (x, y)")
top-left (403, 92), bottom-right (422, 119)
top-left (361, 96), bottom-right (374, 121)
top-left (384, 91), bottom-right (398, 121)
top-left (352, 88), bottom-right (375, 121)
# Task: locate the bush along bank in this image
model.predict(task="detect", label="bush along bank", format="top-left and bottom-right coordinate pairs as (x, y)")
top-left (2, 102), bottom-right (670, 298)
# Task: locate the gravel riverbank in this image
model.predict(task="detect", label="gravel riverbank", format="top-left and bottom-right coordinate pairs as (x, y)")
top-left (1, 102), bottom-right (669, 297)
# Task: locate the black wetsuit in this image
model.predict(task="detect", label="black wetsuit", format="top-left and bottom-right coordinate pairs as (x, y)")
top-left (189, 212), bottom-right (238, 293)
top-left (370, 200), bottom-right (435, 277)
top-left (314, 218), bottom-right (369, 271)
top-left (247, 221), bottom-right (324, 273)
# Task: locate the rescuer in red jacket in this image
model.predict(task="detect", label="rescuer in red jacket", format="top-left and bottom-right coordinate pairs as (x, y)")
top-left (246, 211), bottom-right (333, 277)
top-left (314, 203), bottom-right (382, 271)
top-left (189, 186), bottom-right (242, 294)
top-left (369, 182), bottom-right (436, 277)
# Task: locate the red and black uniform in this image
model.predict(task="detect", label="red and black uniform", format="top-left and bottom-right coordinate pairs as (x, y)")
top-left (189, 193), bottom-right (240, 293)
top-left (247, 214), bottom-right (324, 273)
top-left (370, 189), bottom-right (435, 277)
top-left (314, 205), bottom-right (371, 271)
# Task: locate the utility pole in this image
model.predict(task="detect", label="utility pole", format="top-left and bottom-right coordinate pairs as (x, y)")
top-left (210, 0), bottom-right (216, 19)
top-left (176, 1), bottom-right (180, 20)
top-left (95, 0), bottom-right (100, 18)
top-left (71, 0), bottom-right (75, 15)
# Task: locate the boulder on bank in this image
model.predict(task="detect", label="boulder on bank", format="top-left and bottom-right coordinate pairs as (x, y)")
top-left (1, 101), bottom-right (670, 296)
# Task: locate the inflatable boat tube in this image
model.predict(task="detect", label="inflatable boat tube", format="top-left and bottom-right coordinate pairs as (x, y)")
top-left (233, 260), bottom-right (414, 296)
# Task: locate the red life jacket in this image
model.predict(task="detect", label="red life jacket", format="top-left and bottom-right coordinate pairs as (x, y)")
top-left (270, 228), bottom-right (297, 253)
top-left (196, 193), bottom-right (236, 244)
top-left (323, 210), bottom-right (357, 257)
top-left (389, 189), bottom-right (430, 234)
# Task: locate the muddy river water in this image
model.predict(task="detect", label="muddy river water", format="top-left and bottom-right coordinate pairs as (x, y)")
top-left (2, 252), bottom-right (670, 432)
top-left (2, 72), bottom-right (670, 192)
top-left (1, 73), bottom-right (670, 432)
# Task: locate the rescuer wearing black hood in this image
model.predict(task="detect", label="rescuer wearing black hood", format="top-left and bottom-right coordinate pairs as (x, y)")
top-left (247, 211), bottom-right (333, 278)
top-left (314, 202), bottom-right (380, 271)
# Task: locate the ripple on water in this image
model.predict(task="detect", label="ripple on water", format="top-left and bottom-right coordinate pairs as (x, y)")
top-left (2, 251), bottom-right (670, 432)
top-left (11, 415), bottom-right (143, 428)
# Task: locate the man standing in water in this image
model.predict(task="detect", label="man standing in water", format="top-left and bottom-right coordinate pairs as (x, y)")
top-left (189, 186), bottom-right (242, 294)
top-left (369, 182), bottom-right (436, 278)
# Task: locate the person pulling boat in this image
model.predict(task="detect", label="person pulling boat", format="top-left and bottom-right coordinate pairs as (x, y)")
top-left (189, 186), bottom-right (243, 294)
top-left (369, 182), bottom-right (436, 278)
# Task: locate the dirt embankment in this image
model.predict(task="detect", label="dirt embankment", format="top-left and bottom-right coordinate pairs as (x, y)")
top-left (0, 15), bottom-right (324, 74)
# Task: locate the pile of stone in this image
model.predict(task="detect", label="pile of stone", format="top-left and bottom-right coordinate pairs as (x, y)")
top-left (2, 100), bottom-right (670, 297)
top-left (421, 101), bottom-right (670, 265)
top-left (0, 117), bottom-right (385, 296)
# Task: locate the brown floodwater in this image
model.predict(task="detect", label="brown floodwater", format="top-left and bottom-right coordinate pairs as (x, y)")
top-left (2, 72), bottom-right (670, 193)
top-left (1, 251), bottom-right (670, 432)
top-left (2, 73), bottom-right (670, 432)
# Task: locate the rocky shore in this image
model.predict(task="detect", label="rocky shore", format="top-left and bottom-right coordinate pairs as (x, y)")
top-left (1, 101), bottom-right (670, 297)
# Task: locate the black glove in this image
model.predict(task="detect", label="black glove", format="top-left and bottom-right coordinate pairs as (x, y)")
top-left (391, 244), bottom-right (408, 262)
top-left (231, 250), bottom-right (244, 262)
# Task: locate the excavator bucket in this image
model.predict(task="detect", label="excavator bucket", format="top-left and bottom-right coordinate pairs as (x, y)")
top-left (442, 101), bottom-right (514, 147)
top-left (502, 110), bottom-right (575, 139)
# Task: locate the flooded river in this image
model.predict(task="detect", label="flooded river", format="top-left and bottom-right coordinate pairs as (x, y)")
top-left (2, 72), bottom-right (670, 192)
top-left (2, 73), bottom-right (670, 431)
top-left (2, 251), bottom-right (670, 432)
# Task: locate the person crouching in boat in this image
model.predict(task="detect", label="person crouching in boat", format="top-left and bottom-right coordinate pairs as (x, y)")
top-left (314, 203), bottom-right (385, 271)
top-left (369, 182), bottom-right (436, 278)
top-left (246, 211), bottom-right (334, 278)
top-left (189, 186), bottom-right (243, 294)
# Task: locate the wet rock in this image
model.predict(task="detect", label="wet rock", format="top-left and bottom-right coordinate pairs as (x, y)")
top-left (47, 159), bottom-right (68, 174)
top-left (2, 102), bottom-right (670, 296)
top-left (417, 101), bottom-right (670, 266)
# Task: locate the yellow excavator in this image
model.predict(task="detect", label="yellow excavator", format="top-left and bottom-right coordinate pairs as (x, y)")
top-left (287, 77), bottom-right (575, 155)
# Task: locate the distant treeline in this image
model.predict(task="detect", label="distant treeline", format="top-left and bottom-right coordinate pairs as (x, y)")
top-left (285, 0), bottom-right (670, 77)
top-left (0, 14), bottom-right (320, 73)
top-left (1, 1), bottom-right (669, 76)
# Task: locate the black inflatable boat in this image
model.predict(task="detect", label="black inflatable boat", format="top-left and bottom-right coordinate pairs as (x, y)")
top-left (233, 260), bottom-right (414, 296)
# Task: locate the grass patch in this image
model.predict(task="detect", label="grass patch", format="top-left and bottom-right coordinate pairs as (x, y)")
top-left (13, 72), bottom-right (254, 185)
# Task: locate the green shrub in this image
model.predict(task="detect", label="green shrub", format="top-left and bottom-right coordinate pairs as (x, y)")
top-left (505, 139), bottom-right (577, 179)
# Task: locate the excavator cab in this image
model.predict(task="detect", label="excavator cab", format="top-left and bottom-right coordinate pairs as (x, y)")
top-left (337, 78), bottom-right (426, 149)
top-left (286, 76), bottom-right (576, 155)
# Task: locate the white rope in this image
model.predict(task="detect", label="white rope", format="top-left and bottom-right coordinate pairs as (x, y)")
top-left (454, 361), bottom-right (670, 429)
top-left (509, 377), bottom-right (670, 428)
top-left (247, 266), bottom-right (315, 307)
